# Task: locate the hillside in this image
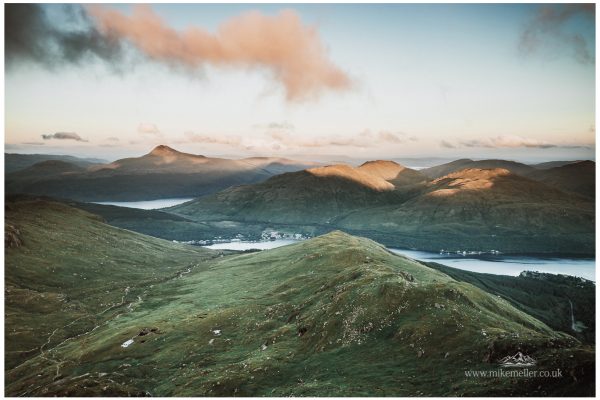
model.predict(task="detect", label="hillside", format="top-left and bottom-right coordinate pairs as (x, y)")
top-left (421, 159), bottom-right (535, 179)
top-left (4, 204), bottom-right (594, 395)
top-left (357, 160), bottom-right (429, 186)
top-left (5, 197), bottom-right (217, 373)
top-left (338, 168), bottom-right (594, 253)
top-left (171, 167), bottom-right (594, 254)
top-left (170, 165), bottom-right (408, 225)
top-left (7, 160), bottom-right (85, 179)
top-left (524, 160), bottom-right (595, 199)
top-left (5, 153), bottom-right (106, 173)
top-left (423, 263), bottom-right (595, 344)
top-left (5, 146), bottom-right (317, 201)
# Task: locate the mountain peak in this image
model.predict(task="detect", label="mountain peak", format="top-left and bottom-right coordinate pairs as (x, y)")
top-left (358, 159), bottom-right (404, 175)
top-left (307, 164), bottom-right (395, 191)
top-left (359, 160), bottom-right (402, 168)
top-left (149, 145), bottom-right (181, 156)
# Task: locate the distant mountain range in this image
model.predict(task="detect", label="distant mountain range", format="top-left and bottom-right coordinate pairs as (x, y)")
top-left (5, 145), bottom-right (319, 201)
top-left (421, 158), bottom-right (594, 199)
top-left (5, 147), bottom-right (595, 254)
top-left (5, 153), bottom-right (106, 173)
top-left (170, 160), bottom-right (595, 254)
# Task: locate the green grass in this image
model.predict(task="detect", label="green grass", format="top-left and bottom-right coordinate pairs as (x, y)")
top-left (4, 200), bottom-right (595, 396)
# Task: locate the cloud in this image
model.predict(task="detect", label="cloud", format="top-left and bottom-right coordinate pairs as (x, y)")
top-left (41, 132), bottom-right (88, 142)
top-left (87, 5), bottom-right (352, 101)
top-left (137, 123), bottom-right (161, 135)
top-left (267, 129), bottom-right (416, 149)
top-left (5, 4), bottom-right (123, 69)
top-left (440, 140), bottom-right (456, 149)
top-left (519, 4), bottom-right (595, 64)
top-left (177, 127), bottom-right (415, 151)
top-left (441, 135), bottom-right (592, 149)
top-left (267, 122), bottom-right (295, 130)
top-left (21, 142), bottom-right (45, 146)
top-left (182, 131), bottom-right (242, 147)
top-left (106, 136), bottom-right (120, 142)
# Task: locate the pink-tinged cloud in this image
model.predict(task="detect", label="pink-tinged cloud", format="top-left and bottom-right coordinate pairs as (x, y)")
top-left (88, 5), bottom-right (352, 101)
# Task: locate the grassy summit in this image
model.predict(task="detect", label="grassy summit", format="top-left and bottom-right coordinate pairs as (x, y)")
top-left (5, 199), bottom-right (594, 396)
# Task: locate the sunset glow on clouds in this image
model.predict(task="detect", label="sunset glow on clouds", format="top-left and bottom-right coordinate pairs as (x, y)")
top-left (88, 5), bottom-right (352, 101)
top-left (4, 3), bottom-right (595, 161)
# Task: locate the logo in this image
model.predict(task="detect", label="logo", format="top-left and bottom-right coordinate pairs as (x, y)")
top-left (498, 352), bottom-right (537, 367)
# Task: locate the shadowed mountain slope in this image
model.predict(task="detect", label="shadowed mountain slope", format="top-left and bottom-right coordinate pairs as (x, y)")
top-left (524, 160), bottom-right (595, 199)
top-left (171, 167), bottom-right (594, 254)
top-left (421, 159), bottom-right (535, 179)
top-left (169, 164), bottom-right (412, 225)
top-left (5, 153), bottom-right (106, 173)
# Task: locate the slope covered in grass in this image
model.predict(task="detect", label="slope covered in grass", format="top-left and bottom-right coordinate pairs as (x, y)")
top-left (5, 198), bottom-right (217, 373)
top-left (423, 263), bottom-right (596, 344)
top-left (5, 202), bottom-right (594, 396)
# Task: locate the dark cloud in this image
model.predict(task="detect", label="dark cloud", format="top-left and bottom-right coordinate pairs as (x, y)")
top-left (519, 4), bottom-right (595, 64)
top-left (41, 132), bottom-right (88, 142)
top-left (5, 4), bottom-right (123, 69)
top-left (21, 142), bottom-right (45, 146)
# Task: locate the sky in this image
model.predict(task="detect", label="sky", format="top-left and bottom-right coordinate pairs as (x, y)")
top-left (4, 3), bottom-right (596, 163)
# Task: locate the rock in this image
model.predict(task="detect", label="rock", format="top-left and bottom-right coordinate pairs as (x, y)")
top-left (212, 329), bottom-right (221, 336)
top-left (5, 223), bottom-right (23, 248)
top-left (261, 343), bottom-right (268, 351)
top-left (444, 352), bottom-right (450, 358)
top-left (138, 327), bottom-right (159, 336)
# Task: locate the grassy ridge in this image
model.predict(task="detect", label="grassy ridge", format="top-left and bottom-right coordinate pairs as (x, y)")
top-left (4, 201), bottom-right (594, 396)
top-left (423, 263), bottom-right (596, 344)
top-left (5, 198), bottom-right (217, 372)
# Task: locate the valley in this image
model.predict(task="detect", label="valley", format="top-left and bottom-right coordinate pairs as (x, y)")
top-left (4, 197), bottom-right (595, 396)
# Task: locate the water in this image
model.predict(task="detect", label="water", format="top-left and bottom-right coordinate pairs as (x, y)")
top-left (92, 198), bottom-right (194, 210)
top-left (202, 239), bottom-right (595, 281)
top-left (389, 248), bottom-right (595, 282)
top-left (204, 239), bottom-right (299, 251)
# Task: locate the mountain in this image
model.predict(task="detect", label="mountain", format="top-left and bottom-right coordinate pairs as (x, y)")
top-left (5, 197), bottom-right (217, 374)
top-left (169, 163), bottom-right (413, 225)
top-left (171, 166), bottom-right (594, 254)
top-left (5, 200), bottom-right (594, 395)
top-left (7, 159), bottom-right (85, 179)
top-left (421, 159), bottom-right (535, 179)
top-left (424, 262), bottom-right (595, 344)
top-left (5, 146), bottom-right (318, 201)
top-left (5, 153), bottom-right (106, 173)
top-left (524, 160), bottom-right (595, 199)
top-left (337, 168), bottom-right (594, 253)
top-left (530, 160), bottom-right (585, 169)
top-left (357, 160), bottom-right (429, 186)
